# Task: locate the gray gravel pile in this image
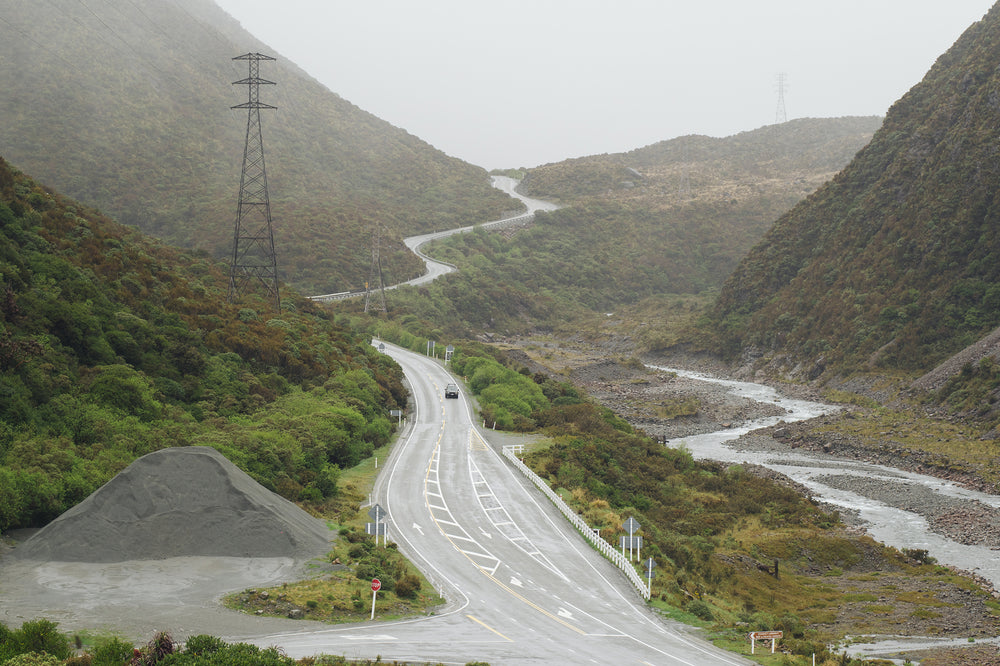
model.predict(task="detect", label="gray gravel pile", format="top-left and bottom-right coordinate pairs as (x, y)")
top-left (14, 446), bottom-right (332, 562)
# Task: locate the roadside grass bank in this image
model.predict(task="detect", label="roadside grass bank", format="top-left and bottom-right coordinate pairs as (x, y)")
top-left (492, 339), bottom-right (1000, 665)
top-left (324, 316), bottom-right (1000, 663)
top-left (223, 440), bottom-right (444, 624)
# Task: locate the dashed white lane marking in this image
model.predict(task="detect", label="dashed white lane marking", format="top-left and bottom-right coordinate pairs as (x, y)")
top-left (468, 431), bottom-right (569, 582)
top-left (425, 435), bottom-right (501, 576)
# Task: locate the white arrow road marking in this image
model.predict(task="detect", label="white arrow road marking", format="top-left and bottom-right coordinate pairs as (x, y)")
top-left (558, 608), bottom-right (574, 619)
top-left (480, 527), bottom-right (492, 539)
top-left (412, 523), bottom-right (424, 535)
top-left (510, 577), bottom-right (523, 587)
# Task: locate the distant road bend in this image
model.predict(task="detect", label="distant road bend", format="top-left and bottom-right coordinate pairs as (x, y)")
top-left (307, 176), bottom-right (558, 301)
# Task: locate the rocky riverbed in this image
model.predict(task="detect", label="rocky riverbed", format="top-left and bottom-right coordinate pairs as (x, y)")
top-left (510, 340), bottom-right (1000, 663)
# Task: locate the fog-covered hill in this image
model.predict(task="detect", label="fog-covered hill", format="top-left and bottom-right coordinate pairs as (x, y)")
top-left (710, 3), bottom-right (1000, 379)
top-left (381, 118), bottom-right (880, 337)
top-left (0, 0), bottom-right (514, 294)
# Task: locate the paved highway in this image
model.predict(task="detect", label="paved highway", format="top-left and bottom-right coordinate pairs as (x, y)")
top-left (309, 176), bottom-right (559, 299)
top-left (249, 342), bottom-right (750, 665)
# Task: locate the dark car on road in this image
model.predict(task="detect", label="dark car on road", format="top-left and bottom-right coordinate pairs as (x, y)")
top-left (444, 383), bottom-right (459, 399)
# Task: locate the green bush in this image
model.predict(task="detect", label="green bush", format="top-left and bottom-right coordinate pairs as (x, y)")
top-left (180, 635), bottom-right (224, 657)
top-left (160, 641), bottom-right (295, 665)
top-left (687, 599), bottom-right (714, 621)
top-left (355, 558), bottom-right (394, 591)
top-left (89, 636), bottom-right (136, 666)
top-left (395, 574), bottom-right (422, 599)
top-left (5, 619), bottom-right (70, 660)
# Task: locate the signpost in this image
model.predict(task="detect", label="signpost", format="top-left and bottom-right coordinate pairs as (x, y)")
top-left (368, 503), bottom-right (388, 546)
top-left (621, 517), bottom-right (641, 560)
top-left (619, 535), bottom-right (642, 561)
top-left (749, 630), bottom-right (782, 654)
top-left (643, 557), bottom-right (657, 589)
top-left (370, 578), bottom-right (381, 620)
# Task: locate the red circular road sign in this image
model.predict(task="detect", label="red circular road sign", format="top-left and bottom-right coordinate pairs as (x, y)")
top-left (371, 578), bottom-right (381, 591)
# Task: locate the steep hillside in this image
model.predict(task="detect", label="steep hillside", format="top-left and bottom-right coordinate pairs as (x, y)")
top-left (0, 0), bottom-right (514, 295)
top-left (709, 5), bottom-right (1000, 378)
top-left (0, 156), bottom-right (405, 531)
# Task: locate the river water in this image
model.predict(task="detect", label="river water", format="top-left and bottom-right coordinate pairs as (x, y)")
top-left (652, 366), bottom-right (1000, 659)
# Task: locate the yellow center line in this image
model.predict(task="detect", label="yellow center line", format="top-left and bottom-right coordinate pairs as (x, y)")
top-left (466, 614), bottom-right (513, 642)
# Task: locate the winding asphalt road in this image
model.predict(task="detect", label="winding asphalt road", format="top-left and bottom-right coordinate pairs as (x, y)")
top-left (248, 342), bottom-right (750, 665)
top-left (309, 176), bottom-right (558, 299)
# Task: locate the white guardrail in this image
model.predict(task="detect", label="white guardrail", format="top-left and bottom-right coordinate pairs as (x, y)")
top-left (501, 445), bottom-right (651, 600)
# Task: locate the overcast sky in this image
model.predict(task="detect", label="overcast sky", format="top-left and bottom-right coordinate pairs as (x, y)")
top-left (213, 0), bottom-right (996, 169)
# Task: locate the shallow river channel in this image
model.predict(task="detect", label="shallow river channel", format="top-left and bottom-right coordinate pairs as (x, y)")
top-left (654, 366), bottom-right (1000, 659)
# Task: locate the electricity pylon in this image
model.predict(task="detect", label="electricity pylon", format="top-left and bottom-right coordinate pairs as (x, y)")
top-left (775, 72), bottom-right (788, 124)
top-left (364, 225), bottom-right (387, 313)
top-left (228, 52), bottom-right (280, 311)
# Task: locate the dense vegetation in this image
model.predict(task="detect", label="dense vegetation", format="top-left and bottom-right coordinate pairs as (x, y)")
top-left (361, 119), bottom-right (879, 338)
top-left (0, 157), bottom-right (404, 531)
top-left (0, 623), bottom-right (462, 665)
top-left (0, 0), bottom-right (516, 295)
top-left (709, 5), bottom-right (1000, 379)
top-left (360, 332), bottom-right (999, 662)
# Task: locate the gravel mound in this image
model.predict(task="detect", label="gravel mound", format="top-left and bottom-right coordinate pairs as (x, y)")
top-left (13, 446), bottom-right (332, 563)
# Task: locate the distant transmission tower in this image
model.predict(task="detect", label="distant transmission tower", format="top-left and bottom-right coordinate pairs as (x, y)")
top-left (775, 72), bottom-right (788, 124)
top-left (364, 225), bottom-right (387, 313)
top-left (677, 139), bottom-right (691, 197)
top-left (228, 52), bottom-right (280, 311)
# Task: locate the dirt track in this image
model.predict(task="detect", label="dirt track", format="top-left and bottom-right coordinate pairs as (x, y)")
top-left (0, 551), bottom-right (331, 642)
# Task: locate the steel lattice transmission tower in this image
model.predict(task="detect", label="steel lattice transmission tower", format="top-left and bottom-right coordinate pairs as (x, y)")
top-left (775, 72), bottom-right (788, 124)
top-left (364, 225), bottom-right (387, 313)
top-left (228, 52), bottom-right (280, 311)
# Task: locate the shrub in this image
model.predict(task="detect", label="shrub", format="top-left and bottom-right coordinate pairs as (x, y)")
top-left (687, 600), bottom-right (714, 621)
top-left (181, 635), bottom-right (224, 656)
top-left (89, 637), bottom-right (135, 666)
top-left (395, 574), bottom-right (422, 599)
top-left (779, 613), bottom-right (805, 638)
top-left (11, 619), bottom-right (70, 660)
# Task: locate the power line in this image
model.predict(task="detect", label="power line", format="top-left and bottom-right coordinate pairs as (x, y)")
top-left (775, 72), bottom-right (788, 124)
top-left (364, 226), bottom-right (387, 313)
top-left (228, 53), bottom-right (281, 312)
top-left (0, 12), bottom-right (75, 68)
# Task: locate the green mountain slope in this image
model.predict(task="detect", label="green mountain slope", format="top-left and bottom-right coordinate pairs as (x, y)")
top-left (515, 118), bottom-right (880, 298)
top-left (709, 4), bottom-right (1000, 378)
top-left (380, 118), bottom-right (879, 337)
top-left (0, 0), bottom-right (513, 295)
top-left (0, 156), bottom-right (405, 531)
